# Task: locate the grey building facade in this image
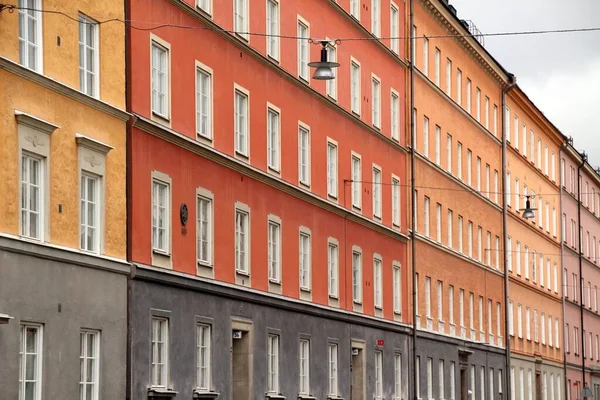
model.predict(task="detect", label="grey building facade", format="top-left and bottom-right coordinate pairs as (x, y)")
top-left (0, 236), bottom-right (129, 400)
top-left (130, 265), bottom-right (413, 400)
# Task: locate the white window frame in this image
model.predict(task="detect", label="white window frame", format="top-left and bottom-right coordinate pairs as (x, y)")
top-left (151, 317), bottom-right (169, 388)
top-left (266, 0), bottom-right (280, 61)
top-left (298, 122), bottom-right (311, 187)
top-left (328, 343), bottom-right (339, 396)
top-left (80, 173), bottom-right (100, 254)
top-left (446, 58), bottom-right (452, 96)
top-left (234, 84), bottom-right (250, 157)
top-left (392, 175), bottom-right (401, 227)
top-left (351, 152), bottom-right (362, 209)
top-left (152, 178), bottom-right (171, 254)
top-left (373, 255), bottom-right (383, 309)
top-left (297, 17), bottom-right (310, 82)
top-left (328, 239), bottom-right (339, 298)
top-left (235, 203), bottom-right (250, 274)
top-left (80, 330), bottom-right (100, 400)
top-left (434, 47), bottom-right (441, 86)
top-left (327, 138), bottom-right (338, 199)
top-left (196, 62), bottom-right (214, 141)
top-left (267, 104), bottom-right (281, 173)
top-left (350, 0), bottom-right (360, 19)
top-left (18, 0), bottom-right (43, 72)
top-left (299, 228), bottom-right (312, 291)
top-left (352, 247), bottom-right (363, 303)
top-left (373, 165), bottom-right (382, 219)
top-left (234, 0), bottom-right (249, 41)
top-left (371, 0), bottom-right (380, 37)
top-left (351, 58), bottom-right (361, 115)
top-left (375, 350), bottom-right (383, 400)
top-left (150, 35), bottom-right (171, 122)
top-left (19, 323), bottom-right (43, 400)
top-left (393, 262), bottom-right (402, 315)
top-left (197, 323), bottom-right (212, 391)
top-left (267, 216), bottom-right (281, 283)
top-left (196, 189), bottom-right (214, 269)
top-left (78, 14), bottom-right (100, 98)
top-left (372, 74), bottom-right (381, 128)
top-left (267, 333), bottom-right (279, 393)
top-left (391, 89), bottom-right (400, 141)
top-left (299, 339), bottom-right (310, 395)
top-left (197, 0), bottom-right (212, 15)
top-left (390, 3), bottom-right (400, 54)
top-left (326, 40), bottom-right (337, 100)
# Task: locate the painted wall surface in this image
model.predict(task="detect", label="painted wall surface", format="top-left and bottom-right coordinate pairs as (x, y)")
top-left (0, 0), bottom-right (126, 109)
top-left (510, 356), bottom-right (564, 400)
top-left (130, 128), bottom-right (409, 319)
top-left (0, 242), bottom-right (128, 400)
top-left (0, 71), bottom-right (127, 258)
top-left (131, 274), bottom-right (411, 400)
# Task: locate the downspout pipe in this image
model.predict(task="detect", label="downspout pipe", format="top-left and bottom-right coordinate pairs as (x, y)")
top-left (409, 1), bottom-right (418, 399)
top-left (559, 141), bottom-right (568, 400)
top-left (502, 73), bottom-right (517, 400)
top-left (577, 152), bottom-right (587, 397)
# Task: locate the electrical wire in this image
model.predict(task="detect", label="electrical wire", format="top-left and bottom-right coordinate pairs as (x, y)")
top-left (2, 4), bottom-right (600, 42)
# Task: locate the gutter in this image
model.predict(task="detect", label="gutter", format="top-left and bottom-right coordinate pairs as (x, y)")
top-left (502, 73), bottom-right (517, 400)
top-left (559, 140), bottom-right (568, 400)
top-left (577, 151), bottom-right (587, 396)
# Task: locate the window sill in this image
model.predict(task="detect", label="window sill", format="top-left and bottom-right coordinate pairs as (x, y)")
top-left (353, 300), bottom-right (363, 305)
top-left (269, 279), bottom-right (281, 285)
top-left (329, 294), bottom-right (339, 300)
top-left (298, 395), bottom-right (316, 400)
top-left (198, 260), bottom-right (213, 268)
top-left (193, 390), bottom-right (219, 399)
top-left (300, 287), bottom-right (312, 293)
top-left (148, 388), bottom-right (178, 399)
top-left (153, 249), bottom-right (171, 257)
top-left (235, 150), bottom-right (249, 160)
top-left (236, 270), bottom-right (250, 277)
top-left (327, 396), bottom-right (344, 400)
top-left (151, 111), bottom-right (171, 126)
top-left (266, 394), bottom-right (286, 400)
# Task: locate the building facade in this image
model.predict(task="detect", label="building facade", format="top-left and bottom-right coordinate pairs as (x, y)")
top-left (561, 144), bottom-right (600, 400)
top-left (0, 1), bottom-right (129, 400)
top-left (411, 2), bottom-right (509, 399)
top-left (126, 0), bottom-right (410, 399)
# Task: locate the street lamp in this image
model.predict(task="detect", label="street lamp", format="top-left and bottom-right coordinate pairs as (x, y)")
top-left (520, 195), bottom-right (536, 219)
top-left (308, 40), bottom-right (340, 80)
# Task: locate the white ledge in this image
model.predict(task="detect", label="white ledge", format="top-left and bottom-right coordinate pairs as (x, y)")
top-left (15, 109), bottom-right (60, 133)
top-left (75, 133), bottom-right (114, 154)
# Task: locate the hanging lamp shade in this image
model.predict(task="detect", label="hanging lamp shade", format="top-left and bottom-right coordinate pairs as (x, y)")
top-left (308, 41), bottom-right (340, 80)
top-left (521, 198), bottom-right (536, 219)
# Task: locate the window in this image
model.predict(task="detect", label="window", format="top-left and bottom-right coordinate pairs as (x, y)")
top-left (423, 37), bottom-right (429, 76)
top-left (235, 208), bottom-right (249, 273)
top-left (326, 42), bottom-right (337, 98)
top-left (458, 216), bottom-right (463, 253)
top-left (467, 221), bottom-right (473, 257)
top-left (530, 131), bottom-right (535, 160)
top-left (152, 180), bottom-right (170, 253)
top-left (436, 203), bottom-right (442, 242)
top-left (393, 264), bottom-right (402, 314)
top-left (425, 276), bottom-right (432, 320)
top-left (351, 60), bottom-right (361, 114)
top-left (234, 0), bottom-right (249, 40)
top-left (555, 318), bottom-right (560, 349)
top-left (151, 40), bottom-right (169, 119)
top-left (267, 335), bottom-right (279, 393)
top-left (486, 164), bottom-right (490, 198)
top-left (493, 105), bottom-right (498, 136)
top-left (392, 177), bottom-right (401, 227)
top-left (439, 360), bottom-right (445, 399)
top-left (21, 153), bottom-right (44, 240)
top-left (467, 149), bottom-right (472, 186)
top-left (506, 172), bottom-right (512, 206)
top-left (466, 79), bottom-right (472, 113)
top-left (508, 300), bottom-right (514, 336)
top-left (371, 0), bottom-right (380, 36)
top-left (448, 210), bottom-right (453, 248)
top-left (447, 134), bottom-right (452, 172)
top-left (327, 141), bottom-right (338, 198)
top-left (351, 154), bottom-right (362, 208)
top-left (424, 197), bottom-right (430, 237)
top-left (80, 330), bottom-right (99, 400)
top-left (390, 90), bottom-right (400, 140)
top-left (485, 97), bottom-right (490, 129)
top-left (495, 236), bottom-right (500, 269)
top-left (507, 237), bottom-right (512, 271)
top-left (18, 0), bottom-right (42, 71)
top-left (427, 358), bottom-right (433, 399)
top-left (197, 0), bottom-right (211, 14)
top-left (424, 116), bottom-right (430, 158)
top-left (151, 318), bottom-right (169, 387)
top-left (476, 157), bottom-right (481, 191)
top-left (299, 339), bottom-right (310, 394)
top-left (298, 124), bottom-right (310, 186)
top-left (526, 307), bottom-right (531, 340)
top-left (267, 107), bottom-right (280, 171)
top-left (486, 232), bottom-right (491, 265)
top-left (476, 88), bottom-right (481, 121)
top-left (514, 116), bottom-right (519, 150)
top-left (268, 220), bottom-right (281, 282)
top-left (79, 15), bottom-right (99, 97)
top-left (459, 289), bottom-right (465, 330)
top-left (266, 0), bottom-right (279, 60)
top-left (551, 152), bottom-right (556, 181)
top-left (446, 59), bottom-right (452, 95)
top-left (350, 0), bottom-right (359, 19)
top-left (515, 179), bottom-right (520, 211)
top-left (517, 304), bottom-right (522, 338)
top-left (80, 174), bottom-right (99, 252)
top-left (197, 324), bottom-right (211, 391)
top-left (437, 281), bottom-right (443, 323)
top-left (524, 247), bottom-right (529, 279)
top-left (516, 241), bottom-right (521, 275)
top-left (328, 343), bottom-right (338, 396)
top-left (196, 66), bottom-right (213, 139)
top-left (197, 194), bottom-right (212, 265)
top-left (497, 302), bottom-right (502, 338)
top-left (544, 145), bottom-right (549, 175)
top-left (537, 139), bottom-right (542, 167)
top-left (456, 69), bottom-right (462, 105)
top-left (390, 4), bottom-right (399, 53)
top-left (541, 312), bottom-right (546, 344)
top-left (375, 351), bottom-right (383, 399)
top-left (373, 167), bottom-right (382, 219)
top-left (299, 231), bottom-right (311, 290)
top-left (372, 77), bottom-right (381, 128)
top-left (19, 324), bottom-right (43, 400)
top-left (297, 19), bottom-right (309, 81)
top-left (457, 142), bottom-right (462, 179)
top-left (435, 126), bottom-right (441, 165)
top-left (234, 88), bottom-right (249, 156)
top-left (395, 353), bottom-right (402, 400)
top-left (434, 48), bottom-right (441, 86)
top-left (478, 296), bottom-right (484, 336)
top-left (374, 257), bottom-right (382, 308)
top-left (449, 285), bottom-right (454, 325)
top-left (352, 250), bottom-right (362, 303)
top-left (477, 226), bottom-right (482, 261)
top-left (328, 241), bottom-right (339, 298)
top-left (494, 170), bottom-right (499, 203)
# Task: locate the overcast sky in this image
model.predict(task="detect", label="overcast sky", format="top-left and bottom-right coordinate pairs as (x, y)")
top-left (448, 0), bottom-right (600, 166)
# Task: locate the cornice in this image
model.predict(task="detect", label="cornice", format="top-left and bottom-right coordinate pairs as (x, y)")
top-left (0, 57), bottom-right (130, 122)
top-left (416, 328), bottom-right (505, 354)
top-left (508, 274), bottom-right (562, 303)
top-left (415, 68), bottom-right (502, 146)
top-left (133, 115), bottom-right (410, 244)
top-left (510, 350), bottom-right (563, 367)
top-left (164, 0), bottom-right (408, 155)
top-left (418, 0), bottom-right (510, 86)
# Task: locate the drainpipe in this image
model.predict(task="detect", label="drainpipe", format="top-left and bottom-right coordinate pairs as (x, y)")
top-left (409, 0), bottom-right (418, 399)
top-left (559, 141), bottom-right (568, 400)
top-left (502, 73), bottom-right (517, 400)
top-left (577, 151), bottom-right (587, 398)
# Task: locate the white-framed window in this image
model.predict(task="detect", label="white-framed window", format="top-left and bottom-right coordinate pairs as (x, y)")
top-left (328, 343), bottom-right (339, 396)
top-left (373, 166), bottom-right (382, 219)
top-left (486, 231), bottom-right (491, 265)
top-left (514, 116), bottom-right (520, 149)
top-left (268, 219), bottom-right (281, 282)
top-left (297, 18), bottom-right (309, 81)
top-left (267, 334), bottom-right (279, 393)
top-left (196, 65), bottom-right (213, 140)
top-left (544, 145), bottom-right (549, 175)
top-left (391, 90), bottom-right (400, 140)
top-left (390, 3), bottom-right (399, 53)
top-left (151, 39), bottom-right (170, 119)
top-left (494, 170), bottom-right (499, 203)
top-left (476, 88), bottom-right (481, 121)
top-left (423, 116), bottom-right (430, 158)
top-left (394, 353), bottom-right (402, 400)
top-left (458, 216), bottom-right (463, 253)
top-left (298, 123), bottom-right (311, 186)
top-left (517, 304), bottom-right (523, 338)
top-left (234, 0), bottom-right (249, 40)
top-left (448, 285), bottom-right (454, 325)
top-left (411, 25), bottom-right (417, 63)
top-left (351, 60), bottom-right (361, 114)
top-left (299, 339), bottom-right (310, 394)
top-left (326, 42), bottom-right (337, 99)
top-left (437, 281), bottom-right (443, 323)
top-left (459, 289), bottom-right (465, 329)
top-left (467, 149), bottom-right (472, 186)
top-left (299, 229), bottom-right (311, 290)
top-left (234, 86), bottom-right (249, 156)
top-left (328, 240), bottom-right (339, 298)
top-left (197, 324), bottom-right (211, 391)
top-left (456, 69), bottom-right (462, 105)
top-left (551, 152), bottom-right (556, 182)
top-left (392, 176), bottom-right (401, 227)
top-left (375, 350), bottom-right (383, 400)
top-left (80, 173), bottom-right (100, 253)
top-left (372, 76), bottom-right (381, 128)
top-left (466, 79), bottom-right (472, 113)
top-left (374, 256), bottom-right (383, 309)
top-left (80, 330), bottom-right (100, 400)
top-left (393, 263), bottom-right (402, 314)
top-left (526, 307), bottom-right (531, 340)
top-left (151, 318), bottom-right (169, 388)
top-left (235, 207), bottom-right (249, 274)
top-left (486, 164), bottom-right (490, 198)
top-left (371, 0), bottom-right (380, 36)
top-left (467, 221), bottom-right (473, 257)
top-left (507, 237), bottom-right (512, 271)
top-left (537, 139), bottom-right (542, 167)
top-left (327, 140), bottom-right (338, 198)
top-left (515, 178), bottom-right (520, 212)
top-left (21, 153), bottom-right (44, 240)
top-left (350, 0), bottom-right (360, 19)
top-left (508, 300), bottom-right (514, 336)
top-left (485, 96), bottom-right (490, 129)
top-left (446, 58), bottom-right (452, 96)
top-left (436, 203), bottom-right (442, 242)
top-left (197, 193), bottom-right (213, 266)
top-left (530, 131), bottom-right (535, 160)
top-left (352, 249), bottom-right (362, 303)
top-left (267, 106), bottom-right (281, 172)
top-left (516, 241), bottom-right (521, 275)
top-left (493, 105), bottom-right (498, 136)
top-left (351, 153), bottom-right (362, 209)
top-left (497, 302), bottom-right (502, 339)
top-left (425, 276), bottom-right (432, 320)
top-left (423, 37), bottom-right (429, 76)
top-left (424, 196), bottom-right (430, 237)
top-left (446, 134), bottom-right (452, 173)
top-left (476, 157), bottom-right (481, 191)
top-left (457, 142), bottom-right (462, 179)
top-left (197, 0), bottom-right (212, 14)
top-left (435, 125), bottom-right (441, 165)
top-left (496, 236), bottom-right (500, 269)
top-left (79, 15), bottom-right (99, 97)
top-left (522, 124), bottom-right (527, 155)
top-left (152, 180), bottom-right (170, 253)
top-left (266, 0), bottom-right (279, 60)
top-left (19, 323), bottom-right (43, 400)
top-left (18, 0), bottom-right (43, 72)
top-left (434, 48), bottom-right (441, 86)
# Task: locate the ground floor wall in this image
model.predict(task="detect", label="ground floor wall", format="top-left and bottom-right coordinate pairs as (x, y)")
top-left (131, 265), bottom-right (413, 400)
top-left (0, 236), bottom-right (129, 400)
top-left (511, 355), bottom-right (564, 400)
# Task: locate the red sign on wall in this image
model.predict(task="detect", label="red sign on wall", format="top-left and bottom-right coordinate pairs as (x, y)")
top-left (377, 339), bottom-right (384, 346)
